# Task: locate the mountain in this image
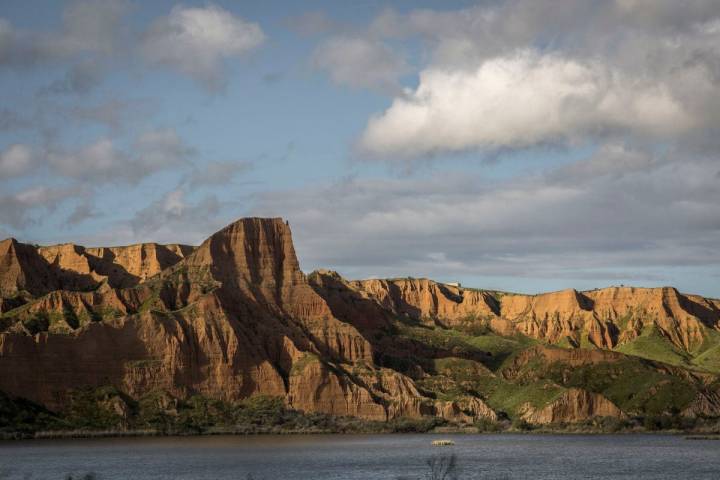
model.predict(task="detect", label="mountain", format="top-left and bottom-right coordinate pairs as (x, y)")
top-left (1, 217), bottom-right (719, 435)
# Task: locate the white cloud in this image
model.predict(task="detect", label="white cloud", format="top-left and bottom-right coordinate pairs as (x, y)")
top-left (0, 144), bottom-right (36, 178)
top-left (313, 36), bottom-right (408, 92)
top-left (359, 51), bottom-right (692, 157)
top-left (142, 4), bottom-right (265, 89)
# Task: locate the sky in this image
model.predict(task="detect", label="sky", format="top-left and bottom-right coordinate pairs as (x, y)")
top-left (1, 0), bottom-right (719, 297)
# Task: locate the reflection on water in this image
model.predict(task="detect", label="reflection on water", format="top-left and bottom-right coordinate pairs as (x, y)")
top-left (1, 434), bottom-right (719, 480)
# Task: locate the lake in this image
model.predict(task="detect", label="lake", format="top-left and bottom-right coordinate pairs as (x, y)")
top-left (1, 434), bottom-right (719, 479)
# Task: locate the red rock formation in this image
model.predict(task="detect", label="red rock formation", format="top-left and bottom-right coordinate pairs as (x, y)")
top-left (2, 217), bottom-right (718, 425)
top-left (0, 218), bottom-right (431, 420)
top-left (0, 238), bottom-right (59, 296)
top-left (350, 278), bottom-right (498, 327)
top-left (344, 277), bottom-right (719, 353)
top-left (520, 388), bottom-right (625, 424)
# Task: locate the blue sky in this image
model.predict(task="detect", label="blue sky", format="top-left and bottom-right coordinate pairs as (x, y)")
top-left (1, 0), bottom-right (719, 297)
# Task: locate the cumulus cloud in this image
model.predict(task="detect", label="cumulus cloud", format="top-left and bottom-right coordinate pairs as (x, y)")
top-left (359, 51), bottom-right (691, 157)
top-left (142, 4), bottom-right (265, 89)
top-left (344, 0), bottom-right (720, 159)
top-left (313, 36), bottom-right (408, 92)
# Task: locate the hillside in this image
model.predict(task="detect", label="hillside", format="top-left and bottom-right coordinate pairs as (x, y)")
top-left (1, 217), bottom-right (719, 436)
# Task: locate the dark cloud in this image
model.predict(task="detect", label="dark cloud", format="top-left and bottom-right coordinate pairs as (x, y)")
top-left (65, 202), bottom-right (99, 227)
top-left (0, 109), bottom-right (29, 131)
top-left (250, 146), bottom-right (720, 283)
top-left (262, 72), bottom-right (284, 85)
top-left (312, 35), bottom-right (409, 93)
top-left (130, 188), bottom-right (223, 243)
top-left (0, 186), bottom-right (85, 229)
top-left (0, 0), bottom-right (132, 68)
top-left (286, 11), bottom-right (344, 36)
top-left (45, 128), bottom-right (193, 184)
top-left (39, 60), bottom-right (105, 96)
top-left (185, 160), bottom-right (253, 188)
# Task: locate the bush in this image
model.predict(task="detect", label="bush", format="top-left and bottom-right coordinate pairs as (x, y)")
top-left (475, 417), bottom-right (503, 432)
top-left (511, 417), bottom-right (533, 431)
top-left (389, 416), bottom-right (446, 433)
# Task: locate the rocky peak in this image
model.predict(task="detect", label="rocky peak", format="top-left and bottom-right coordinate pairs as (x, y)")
top-left (183, 217), bottom-right (304, 297)
top-left (0, 237), bottom-right (57, 297)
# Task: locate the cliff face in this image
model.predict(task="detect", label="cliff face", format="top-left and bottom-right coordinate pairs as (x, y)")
top-left (1, 217), bottom-right (719, 427)
top-left (0, 237), bottom-right (194, 299)
top-left (0, 218), bottom-right (435, 420)
top-left (0, 238), bottom-right (59, 297)
top-left (345, 278), bottom-right (719, 353)
top-left (520, 388), bottom-right (625, 424)
top-left (349, 278), bottom-right (499, 327)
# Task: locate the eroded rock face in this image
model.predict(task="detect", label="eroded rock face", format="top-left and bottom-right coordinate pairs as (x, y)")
top-left (0, 237), bottom-right (193, 298)
top-left (0, 238), bottom-right (59, 297)
top-left (287, 359), bottom-right (387, 420)
top-left (520, 388), bottom-right (625, 424)
top-left (682, 390), bottom-right (720, 418)
top-left (0, 218), bottom-right (427, 420)
top-left (2, 217), bottom-right (718, 425)
top-left (39, 242), bottom-right (194, 289)
top-left (339, 277), bottom-right (719, 353)
top-left (498, 287), bottom-right (717, 351)
top-left (434, 397), bottom-right (497, 423)
top-left (350, 278), bottom-right (499, 327)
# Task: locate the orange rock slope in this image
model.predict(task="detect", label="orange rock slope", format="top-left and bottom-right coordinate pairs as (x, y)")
top-left (347, 278), bottom-right (720, 352)
top-left (1, 216), bottom-right (719, 425)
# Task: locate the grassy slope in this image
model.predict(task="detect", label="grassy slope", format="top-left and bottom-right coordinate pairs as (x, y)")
top-left (390, 319), bottom-right (712, 418)
top-left (394, 322), bottom-right (568, 416)
top-left (614, 325), bottom-right (720, 375)
top-left (615, 326), bottom-right (692, 368)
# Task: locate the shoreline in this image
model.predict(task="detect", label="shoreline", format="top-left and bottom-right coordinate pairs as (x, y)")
top-left (3, 426), bottom-right (718, 442)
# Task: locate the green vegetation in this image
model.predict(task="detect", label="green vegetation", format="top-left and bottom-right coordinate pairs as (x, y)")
top-left (0, 390), bottom-right (60, 437)
top-left (615, 326), bottom-right (692, 369)
top-left (691, 329), bottom-right (720, 373)
top-left (0, 387), bottom-right (452, 439)
top-left (393, 321), bottom-right (535, 371)
top-left (485, 380), bottom-right (564, 417)
top-left (544, 357), bottom-right (698, 416)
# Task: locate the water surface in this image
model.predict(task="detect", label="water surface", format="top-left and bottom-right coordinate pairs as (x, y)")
top-left (1, 434), bottom-right (719, 479)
